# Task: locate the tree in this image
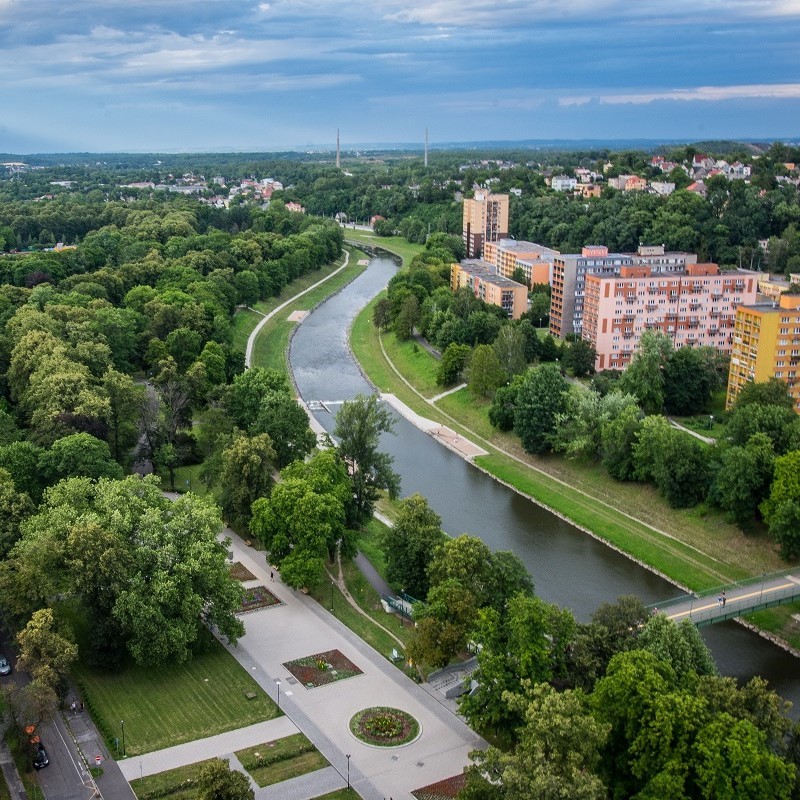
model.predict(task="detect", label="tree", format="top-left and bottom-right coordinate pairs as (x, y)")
top-left (333, 394), bottom-right (400, 525)
top-left (727, 402), bottom-right (797, 454)
top-left (383, 494), bottom-right (446, 599)
top-left (562, 338), bottom-right (596, 378)
top-left (492, 325), bottom-right (527, 380)
top-left (226, 368), bottom-right (289, 429)
top-left (638, 614), bottom-right (717, 680)
top-left (619, 330), bottom-right (673, 414)
top-left (102, 368), bottom-right (145, 463)
top-left (394, 293), bottom-right (420, 340)
top-left (218, 432), bottom-right (276, 525)
top-left (600, 402), bottom-right (642, 480)
top-left (39, 433), bottom-right (124, 485)
top-left (711, 434), bottom-right (775, 527)
top-left (468, 345), bottom-right (506, 398)
top-left (528, 292), bottom-right (551, 328)
top-left (252, 391), bottom-right (316, 468)
top-left (734, 377), bottom-right (794, 411)
top-left (0, 468), bottom-right (34, 558)
top-left (464, 683), bottom-right (608, 800)
top-left (436, 342), bottom-right (471, 386)
top-left (514, 364), bottom-right (568, 455)
top-left (663, 346), bottom-right (713, 415)
top-left (488, 377), bottom-right (521, 432)
top-left (16, 608), bottom-right (78, 692)
top-left (197, 758), bottom-right (254, 800)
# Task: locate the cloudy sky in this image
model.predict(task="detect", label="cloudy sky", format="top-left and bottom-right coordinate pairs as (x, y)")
top-left (1, 0), bottom-right (799, 152)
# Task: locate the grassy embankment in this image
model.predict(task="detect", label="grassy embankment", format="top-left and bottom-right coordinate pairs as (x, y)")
top-left (350, 292), bottom-right (797, 604)
top-left (343, 229), bottom-right (424, 266)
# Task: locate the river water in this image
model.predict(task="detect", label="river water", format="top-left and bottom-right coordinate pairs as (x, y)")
top-left (288, 254), bottom-right (800, 713)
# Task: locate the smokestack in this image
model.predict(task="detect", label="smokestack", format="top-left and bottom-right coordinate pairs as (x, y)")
top-left (424, 128), bottom-right (428, 167)
top-left (336, 129), bottom-right (340, 170)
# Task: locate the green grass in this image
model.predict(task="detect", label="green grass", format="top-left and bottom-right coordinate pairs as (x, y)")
top-left (235, 733), bottom-right (327, 787)
top-left (358, 518), bottom-right (391, 581)
top-left (343, 230), bottom-right (423, 267)
top-left (379, 331), bottom-right (441, 397)
top-left (74, 630), bottom-right (279, 757)
top-left (311, 791), bottom-right (361, 800)
top-left (231, 308), bottom-right (261, 355)
top-left (745, 601), bottom-right (800, 651)
top-left (130, 759), bottom-right (216, 800)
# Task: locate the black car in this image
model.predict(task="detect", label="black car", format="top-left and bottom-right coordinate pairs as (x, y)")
top-left (32, 742), bottom-right (49, 770)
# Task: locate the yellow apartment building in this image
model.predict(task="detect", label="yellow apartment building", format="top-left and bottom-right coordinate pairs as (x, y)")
top-left (450, 260), bottom-right (528, 320)
top-left (726, 293), bottom-right (800, 412)
top-left (462, 190), bottom-right (509, 258)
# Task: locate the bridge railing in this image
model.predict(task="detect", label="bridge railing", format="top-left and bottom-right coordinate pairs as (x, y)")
top-left (646, 568), bottom-right (800, 614)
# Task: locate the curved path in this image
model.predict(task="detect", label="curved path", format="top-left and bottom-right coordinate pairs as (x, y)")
top-left (245, 249), bottom-right (350, 368)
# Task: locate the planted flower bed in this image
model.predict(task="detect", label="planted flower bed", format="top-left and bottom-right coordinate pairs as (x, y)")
top-left (238, 585), bottom-right (282, 613)
top-left (349, 706), bottom-right (420, 747)
top-left (412, 774), bottom-right (466, 799)
top-left (282, 649), bottom-right (362, 688)
top-left (229, 562), bottom-right (257, 582)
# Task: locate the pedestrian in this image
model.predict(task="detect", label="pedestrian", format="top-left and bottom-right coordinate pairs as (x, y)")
top-left (70, 700), bottom-right (77, 713)
top-left (270, 570), bottom-right (274, 581)
top-left (722, 590), bottom-right (726, 608)
top-left (80, 701), bottom-right (84, 712)
top-left (718, 593), bottom-right (723, 607)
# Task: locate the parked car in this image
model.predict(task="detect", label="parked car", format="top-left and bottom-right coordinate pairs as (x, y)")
top-left (32, 742), bottom-right (49, 770)
top-left (0, 656), bottom-right (11, 675)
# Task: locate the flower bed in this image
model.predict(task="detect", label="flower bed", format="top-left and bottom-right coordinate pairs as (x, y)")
top-left (238, 585), bottom-right (282, 613)
top-left (349, 707), bottom-right (420, 747)
top-left (412, 774), bottom-right (466, 799)
top-left (282, 649), bottom-right (362, 688)
top-left (229, 562), bottom-right (257, 582)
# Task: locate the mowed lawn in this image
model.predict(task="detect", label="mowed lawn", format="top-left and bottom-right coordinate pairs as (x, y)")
top-left (75, 632), bottom-right (279, 757)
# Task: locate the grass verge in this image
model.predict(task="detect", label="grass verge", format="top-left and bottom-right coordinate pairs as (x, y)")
top-left (745, 602), bottom-right (800, 651)
top-left (343, 231), bottom-right (423, 266)
top-left (311, 791), bottom-right (361, 800)
top-left (130, 759), bottom-right (215, 800)
top-left (235, 733), bottom-right (327, 787)
top-left (74, 630), bottom-right (278, 757)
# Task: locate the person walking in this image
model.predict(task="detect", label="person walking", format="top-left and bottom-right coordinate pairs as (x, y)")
top-left (718, 593), bottom-right (723, 607)
top-left (722, 590), bottom-right (726, 608)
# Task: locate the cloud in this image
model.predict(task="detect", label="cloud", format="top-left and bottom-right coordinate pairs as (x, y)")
top-left (559, 83), bottom-right (800, 105)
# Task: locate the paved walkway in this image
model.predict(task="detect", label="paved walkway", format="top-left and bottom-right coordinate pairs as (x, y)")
top-left (667, 417), bottom-right (716, 445)
top-left (429, 383), bottom-right (467, 403)
top-left (118, 718), bottom-right (299, 780)
top-left (217, 530), bottom-right (485, 800)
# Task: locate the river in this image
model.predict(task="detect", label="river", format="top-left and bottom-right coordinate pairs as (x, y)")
top-left (288, 253), bottom-right (800, 714)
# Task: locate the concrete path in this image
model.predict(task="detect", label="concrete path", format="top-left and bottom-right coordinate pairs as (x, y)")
top-left (667, 417), bottom-right (716, 445)
top-left (429, 383), bottom-right (467, 403)
top-left (217, 530), bottom-right (486, 800)
top-left (118, 718), bottom-right (299, 780)
top-left (354, 552), bottom-right (394, 599)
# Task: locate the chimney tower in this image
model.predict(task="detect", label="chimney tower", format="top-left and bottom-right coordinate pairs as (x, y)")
top-left (336, 129), bottom-right (340, 169)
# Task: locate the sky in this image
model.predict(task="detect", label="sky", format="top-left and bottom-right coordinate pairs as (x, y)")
top-left (0, 0), bottom-right (799, 153)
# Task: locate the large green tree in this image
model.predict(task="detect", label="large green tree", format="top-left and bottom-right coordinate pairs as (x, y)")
top-left (333, 394), bottom-right (400, 525)
top-left (619, 330), bottom-right (673, 414)
top-left (514, 364), bottom-right (569, 455)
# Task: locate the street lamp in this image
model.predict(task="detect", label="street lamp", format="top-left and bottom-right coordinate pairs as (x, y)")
top-left (331, 580), bottom-right (335, 611)
top-left (121, 719), bottom-right (125, 757)
top-left (346, 753), bottom-right (351, 789)
top-left (276, 679), bottom-right (281, 710)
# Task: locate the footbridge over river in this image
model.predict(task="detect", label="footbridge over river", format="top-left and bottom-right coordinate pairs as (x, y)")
top-left (649, 570), bottom-right (800, 626)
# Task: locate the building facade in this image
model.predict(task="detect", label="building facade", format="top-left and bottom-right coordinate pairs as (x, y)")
top-left (726, 294), bottom-right (800, 412)
top-left (550, 244), bottom-right (698, 339)
top-left (462, 190), bottom-right (509, 258)
top-left (482, 239), bottom-right (558, 286)
top-left (450, 260), bottom-right (528, 320)
top-left (582, 263), bottom-right (759, 371)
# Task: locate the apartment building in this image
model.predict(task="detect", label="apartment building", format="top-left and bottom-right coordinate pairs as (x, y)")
top-left (450, 260), bottom-right (528, 320)
top-left (482, 239), bottom-right (559, 286)
top-left (726, 293), bottom-right (800, 412)
top-left (550, 244), bottom-right (698, 339)
top-left (582, 263), bottom-right (759, 371)
top-left (462, 190), bottom-right (509, 258)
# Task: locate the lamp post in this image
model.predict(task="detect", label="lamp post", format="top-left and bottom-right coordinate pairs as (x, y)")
top-left (346, 753), bottom-right (351, 789)
top-left (276, 679), bottom-right (281, 710)
top-left (121, 719), bottom-right (125, 757)
top-left (331, 580), bottom-right (334, 611)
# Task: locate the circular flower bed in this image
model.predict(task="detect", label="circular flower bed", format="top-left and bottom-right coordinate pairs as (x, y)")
top-left (349, 707), bottom-right (420, 747)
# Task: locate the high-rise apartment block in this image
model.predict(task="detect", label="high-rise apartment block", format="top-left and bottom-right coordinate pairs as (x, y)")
top-left (450, 260), bottom-right (528, 320)
top-left (726, 293), bottom-right (800, 412)
top-left (462, 189), bottom-right (509, 258)
top-left (482, 239), bottom-right (558, 287)
top-left (582, 263), bottom-right (759, 371)
top-left (550, 245), bottom-right (698, 338)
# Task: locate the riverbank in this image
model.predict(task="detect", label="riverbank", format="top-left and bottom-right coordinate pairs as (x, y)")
top-left (348, 289), bottom-right (800, 650)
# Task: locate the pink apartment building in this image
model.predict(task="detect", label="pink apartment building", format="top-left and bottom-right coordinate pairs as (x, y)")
top-left (582, 263), bottom-right (759, 371)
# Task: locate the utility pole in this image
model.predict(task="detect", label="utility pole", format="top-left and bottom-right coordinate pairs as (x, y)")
top-left (336, 129), bottom-right (340, 170)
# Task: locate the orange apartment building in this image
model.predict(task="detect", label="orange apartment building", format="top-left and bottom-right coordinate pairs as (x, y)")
top-left (550, 244), bottom-right (699, 339)
top-left (726, 293), bottom-right (800, 412)
top-left (582, 263), bottom-right (759, 371)
top-left (482, 239), bottom-right (558, 287)
top-left (462, 190), bottom-right (509, 258)
top-left (450, 260), bottom-right (528, 320)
